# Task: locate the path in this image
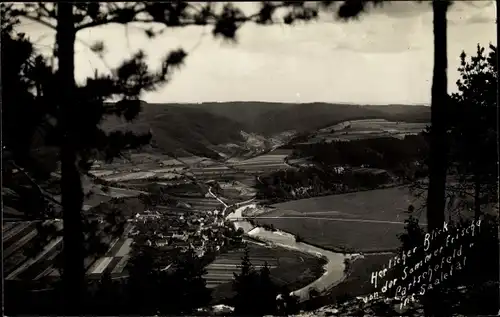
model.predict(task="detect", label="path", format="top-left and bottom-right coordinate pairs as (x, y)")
top-left (237, 216), bottom-right (427, 226)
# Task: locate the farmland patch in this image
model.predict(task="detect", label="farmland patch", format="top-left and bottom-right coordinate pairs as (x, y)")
top-left (270, 186), bottom-right (424, 223)
top-left (207, 242), bottom-right (325, 303)
top-left (255, 186), bottom-right (427, 252)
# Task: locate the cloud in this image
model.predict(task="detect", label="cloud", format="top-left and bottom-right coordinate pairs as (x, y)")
top-left (14, 2), bottom-right (496, 104)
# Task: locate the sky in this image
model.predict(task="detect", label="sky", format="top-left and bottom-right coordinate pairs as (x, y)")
top-left (18, 1), bottom-right (497, 105)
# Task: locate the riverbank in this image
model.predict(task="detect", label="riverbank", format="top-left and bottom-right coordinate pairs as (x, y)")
top-left (225, 204), bottom-right (351, 302)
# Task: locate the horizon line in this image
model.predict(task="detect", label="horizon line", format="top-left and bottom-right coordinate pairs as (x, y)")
top-left (142, 101), bottom-right (431, 106)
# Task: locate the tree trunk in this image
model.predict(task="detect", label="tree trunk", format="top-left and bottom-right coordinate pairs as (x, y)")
top-left (426, 0), bottom-right (449, 232)
top-left (56, 3), bottom-right (85, 314)
top-left (473, 166), bottom-right (482, 220)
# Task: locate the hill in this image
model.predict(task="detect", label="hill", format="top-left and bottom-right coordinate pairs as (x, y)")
top-left (170, 102), bottom-right (430, 135)
top-left (99, 102), bottom-right (430, 158)
top-left (101, 103), bottom-right (247, 159)
top-left (23, 102), bottom-right (430, 163)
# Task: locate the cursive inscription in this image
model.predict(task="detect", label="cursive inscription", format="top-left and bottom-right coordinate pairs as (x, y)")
top-left (362, 219), bottom-right (481, 310)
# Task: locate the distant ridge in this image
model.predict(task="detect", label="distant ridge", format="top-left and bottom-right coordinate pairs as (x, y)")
top-left (99, 101), bottom-right (430, 157)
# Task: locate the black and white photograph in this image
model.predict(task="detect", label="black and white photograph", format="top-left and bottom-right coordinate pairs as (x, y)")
top-left (2, 1), bottom-right (499, 316)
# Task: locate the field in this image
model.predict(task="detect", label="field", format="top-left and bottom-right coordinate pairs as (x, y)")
top-left (254, 186), bottom-right (427, 252)
top-left (230, 154), bottom-right (291, 174)
top-left (219, 181), bottom-right (257, 200)
top-left (3, 221), bottom-right (136, 282)
top-left (299, 119), bottom-right (427, 144)
top-left (3, 221), bottom-right (65, 281)
top-left (90, 154), bottom-right (261, 193)
top-left (207, 242), bottom-right (326, 303)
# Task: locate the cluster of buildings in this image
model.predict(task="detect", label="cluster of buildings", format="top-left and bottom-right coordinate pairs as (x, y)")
top-left (128, 203), bottom-right (234, 258)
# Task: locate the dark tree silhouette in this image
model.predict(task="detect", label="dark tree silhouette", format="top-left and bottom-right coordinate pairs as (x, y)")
top-left (324, 0), bottom-right (451, 231)
top-left (392, 45), bottom-right (498, 316)
top-left (425, 0), bottom-right (450, 231)
top-left (448, 44), bottom-right (498, 220)
top-left (232, 247), bottom-right (286, 315)
top-left (258, 261), bottom-right (280, 315)
top-left (6, 4), bottom-right (187, 312)
top-left (232, 246), bottom-right (260, 315)
top-left (171, 248), bottom-right (212, 314)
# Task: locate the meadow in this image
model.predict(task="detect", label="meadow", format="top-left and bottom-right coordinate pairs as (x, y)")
top-left (301, 119), bottom-right (428, 144)
top-left (230, 153), bottom-right (290, 173)
top-left (255, 186), bottom-right (427, 252)
top-left (207, 242), bottom-right (326, 303)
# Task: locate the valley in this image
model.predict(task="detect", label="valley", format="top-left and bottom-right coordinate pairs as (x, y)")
top-left (3, 102), bottom-right (431, 310)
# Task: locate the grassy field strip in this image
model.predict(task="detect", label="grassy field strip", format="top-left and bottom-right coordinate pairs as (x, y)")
top-left (242, 237), bottom-right (266, 246)
top-left (299, 211), bottom-right (360, 217)
top-left (3, 222), bottom-right (61, 276)
top-left (4, 253), bottom-right (29, 277)
top-left (105, 257), bottom-right (124, 275)
top-left (87, 224), bottom-right (134, 275)
top-left (3, 222), bottom-right (33, 242)
top-left (92, 257), bottom-right (114, 275)
top-left (3, 228), bottom-right (38, 258)
top-left (2, 221), bottom-right (19, 233)
top-left (89, 170), bottom-right (116, 177)
top-left (48, 268), bottom-right (60, 277)
top-left (107, 187), bottom-right (149, 195)
top-left (87, 238), bottom-right (122, 274)
top-left (103, 172), bottom-right (157, 182)
top-left (6, 236), bottom-right (63, 280)
top-left (115, 238), bottom-right (133, 257)
top-left (106, 222), bottom-right (134, 256)
top-left (234, 163), bottom-right (287, 168)
top-left (3, 216), bottom-right (25, 222)
top-left (211, 258), bottom-right (277, 265)
top-left (104, 237), bottom-right (123, 256)
top-left (18, 242), bottom-right (62, 281)
top-left (204, 272), bottom-right (237, 278)
top-left (176, 200), bottom-right (222, 207)
top-left (234, 160), bottom-right (287, 164)
top-left (34, 267), bottom-right (55, 281)
top-left (33, 248), bottom-right (62, 280)
top-left (111, 255), bottom-right (130, 274)
top-left (206, 283), bottom-right (224, 288)
top-left (207, 264), bottom-right (278, 269)
top-left (254, 216), bottom-right (422, 226)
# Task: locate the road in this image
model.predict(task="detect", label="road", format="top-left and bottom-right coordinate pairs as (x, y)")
top-left (234, 216), bottom-right (426, 226)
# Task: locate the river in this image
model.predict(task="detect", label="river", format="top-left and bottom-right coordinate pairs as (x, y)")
top-left (225, 204), bottom-right (350, 301)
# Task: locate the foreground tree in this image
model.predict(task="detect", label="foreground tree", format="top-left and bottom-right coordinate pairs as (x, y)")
top-left (448, 44), bottom-right (498, 219)
top-left (232, 247), bottom-right (293, 315)
top-left (333, 0), bottom-right (451, 231)
top-left (8, 4), bottom-right (187, 312)
top-left (170, 249), bottom-right (212, 313)
top-left (257, 262), bottom-right (280, 315)
top-left (394, 43), bottom-right (498, 316)
top-left (232, 246), bottom-right (260, 315)
top-left (425, 0), bottom-right (451, 231)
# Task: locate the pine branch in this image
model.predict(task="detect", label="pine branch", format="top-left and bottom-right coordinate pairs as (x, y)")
top-left (9, 161), bottom-right (63, 207)
top-left (19, 14), bottom-right (57, 29)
